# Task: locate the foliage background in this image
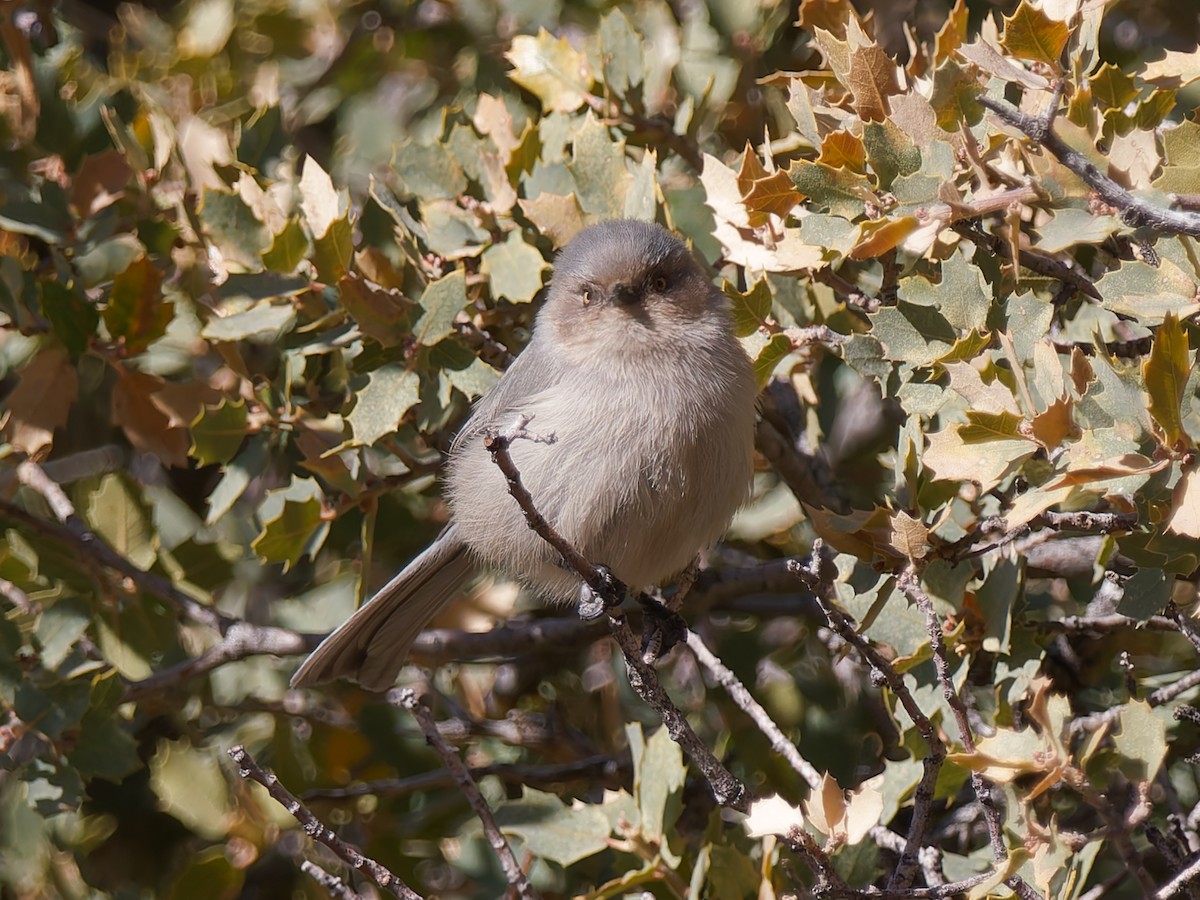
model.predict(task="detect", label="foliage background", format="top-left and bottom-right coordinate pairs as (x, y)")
top-left (1, 0), bottom-right (1200, 897)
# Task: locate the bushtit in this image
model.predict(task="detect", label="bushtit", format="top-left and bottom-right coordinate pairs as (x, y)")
top-left (292, 219), bottom-right (758, 690)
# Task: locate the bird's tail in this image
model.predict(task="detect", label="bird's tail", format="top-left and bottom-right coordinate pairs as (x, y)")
top-left (290, 525), bottom-right (474, 691)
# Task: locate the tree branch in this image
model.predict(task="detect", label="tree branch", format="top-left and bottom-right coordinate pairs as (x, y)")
top-left (977, 93), bottom-right (1200, 237)
top-left (393, 689), bottom-right (540, 900)
top-left (227, 745), bottom-right (422, 900)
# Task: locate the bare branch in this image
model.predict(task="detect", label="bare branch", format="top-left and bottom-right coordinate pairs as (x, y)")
top-left (302, 753), bottom-right (627, 802)
top-left (977, 93), bottom-right (1200, 237)
top-left (227, 745), bottom-right (422, 900)
top-left (788, 550), bottom-right (946, 888)
top-left (683, 628), bottom-right (823, 792)
top-left (300, 860), bottom-right (362, 900)
top-left (393, 689), bottom-right (540, 900)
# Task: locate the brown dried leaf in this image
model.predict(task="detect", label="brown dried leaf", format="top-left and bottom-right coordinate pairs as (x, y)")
top-left (741, 170), bottom-right (804, 225)
top-left (818, 131), bottom-right (866, 172)
top-left (111, 370), bottom-right (190, 468)
top-left (849, 216), bottom-right (920, 259)
top-left (3, 346), bottom-right (77, 457)
top-left (957, 41), bottom-right (1050, 90)
top-left (339, 275), bottom-right (413, 347)
top-left (933, 0), bottom-right (968, 64)
top-left (847, 44), bottom-right (900, 122)
top-left (518, 193), bottom-right (587, 246)
top-left (889, 511), bottom-right (929, 561)
top-left (72, 151), bottom-right (132, 218)
top-left (1029, 397), bottom-right (1078, 450)
top-left (796, 0), bottom-right (855, 39)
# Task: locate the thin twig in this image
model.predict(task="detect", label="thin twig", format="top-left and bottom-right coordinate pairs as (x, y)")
top-left (897, 569), bottom-right (1007, 866)
top-left (683, 629), bottom-right (822, 792)
top-left (952, 220), bottom-right (1101, 300)
top-left (7, 461), bottom-right (227, 631)
top-left (122, 623), bottom-right (314, 702)
top-left (788, 551), bottom-right (945, 888)
top-left (227, 745), bottom-right (422, 900)
top-left (393, 689), bottom-right (540, 900)
top-left (607, 611), bottom-right (750, 812)
top-left (302, 754), bottom-right (627, 801)
top-left (977, 94), bottom-right (1200, 237)
top-left (300, 860), bottom-right (362, 900)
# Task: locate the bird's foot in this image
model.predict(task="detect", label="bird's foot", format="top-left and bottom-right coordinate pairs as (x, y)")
top-left (577, 565), bottom-right (624, 620)
top-left (636, 593), bottom-right (687, 664)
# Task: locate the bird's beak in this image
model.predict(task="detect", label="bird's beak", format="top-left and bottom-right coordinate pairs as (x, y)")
top-left (611, 283), bottom-right (639, 306)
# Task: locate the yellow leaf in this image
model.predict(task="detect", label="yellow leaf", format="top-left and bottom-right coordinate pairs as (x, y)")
top-left (849, 216), bottom-right (920, 259)
top-left (1166, 468), bottom-right (1200, 539)
top-left (505, 30), bottom-right (593, 114)
top-left (298, 155), bottom-right (344, 240)
top-left (1002, 2), bottom-right (1070, 64)
top-left (803, 772), bottom-right (845, 837)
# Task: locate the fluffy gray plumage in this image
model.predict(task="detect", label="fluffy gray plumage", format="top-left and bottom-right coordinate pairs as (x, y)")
top-left (292, 220), bottom-right (758, 690)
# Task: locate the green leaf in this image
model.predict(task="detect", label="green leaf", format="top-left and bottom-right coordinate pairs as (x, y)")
top-left (752, 333), bottom-right (795, 387)
top-left (505, 29), bottom-right (593, 113)
top-left (189, 398), bottom-right (248, 466)
top-left (1143, 311), bottom-right (1194, 447)
top-left (492, 787), bottom-right (611, 867)
top-left (870, 301), bottom-right (957, 366)
top-left (14, 679), bottom-right (90, 739)
top-left (198, 188), bottom-right (270, 271)
top-left (413, 269), bottom-right (468, 346)
top-left (104, 257), bottom-right (174, 354)
top-left (898, 256), bottom-right (989, 333)
top-left (201, 301), bottom-right (296, 343)
top-left (66, 673), bottom-right (140, 781)
top-left (635, 724), bottom-right (685, 842)
top-left (35, 599), bottom-right (90, 669)
top-left (723, 278), bottom-right (772, 337)
top-left (0, 200), bottom-right (69, 243)
top-left (392, 139), bottom-right (468, 202)
top-left (347, 365), bottom-right (421, 446)
top-left (1095, 259), bottom-right (1200, 326)
top-left (480, 230), bottom-right (548, 303)
top-left (83, 474), bottom-right (157, 571)
top-left (1035, 208), bottom-right (1122, 253)
top-left (74, 235), bottom-right (145, 288)
top-left (788, 159), bottom-right (871, 219)
top-left (569, 112), bottom-right (628, 218)
top-left (599, 9), bottom-right (643, 97)
top-left (40, 280), bottom-right (99, 359)
top-left (312, 215), bottom-right (354, 283)
top-left (205, 437), bottom-right (267, 526)
top-left (1111, 700), bottom-right (1168, 782)
top-left (1116, 568), bottom-right (1170, 621)
top-left (252, 479), bottom-right (328, 571)
top-left (975, 559), bottom-right (1019, 654)
top-left (149, 738), bottom-right (233, 840)
top-left (261, 217), bottom-right (310, 273)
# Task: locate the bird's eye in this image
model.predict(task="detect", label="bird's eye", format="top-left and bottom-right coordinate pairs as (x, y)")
top-left (652, 275), bottom-right (668, 292)
top-left (581, 287), bottom-right (593, 306)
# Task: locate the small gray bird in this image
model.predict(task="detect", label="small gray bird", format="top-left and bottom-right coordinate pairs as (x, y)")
top-left (292, 219), bottom-right (758, 690)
